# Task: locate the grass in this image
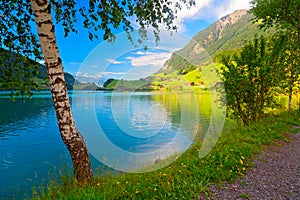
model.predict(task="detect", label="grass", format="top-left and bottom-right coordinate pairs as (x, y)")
top-left (101, 62), bottom-right (224, 91)
top-left (240, 193), bottom-right (251, 199)
top-left (32, 110), bottom-right (300, 199)
top-left (153, 69), bottom-right (205, 89)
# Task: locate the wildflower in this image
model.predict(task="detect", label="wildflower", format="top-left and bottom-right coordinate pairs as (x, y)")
top-left (239, 159), bottom-right (244, 165)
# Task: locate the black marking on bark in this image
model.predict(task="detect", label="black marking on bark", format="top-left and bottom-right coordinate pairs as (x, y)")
top-left (48, 59), bottom-right (62, 68)
top-left (37, 19), bottom-right (52, 27)
top-left (58, 57), bottom-right (62, 64)
top-left (48, 72), bottom-right (64, 77)
top-left (38, 33), bottom-right (48, 38)
top-left (44, 3), bottom-right (51, 14)
top-left (35, 3), bottom-right (51, 14)
top-left (51, 25), bottom-right (55, 32)
top-left (54, 77), bottom-right (64, 84)
top-left (35, 0), bottom-right (48, 7)
top-left (56, 95), bottom-right (68, 103)
top-left (60, 121), bottom-right (75, 128)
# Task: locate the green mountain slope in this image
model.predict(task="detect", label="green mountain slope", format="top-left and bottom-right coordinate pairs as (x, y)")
top-left (160, 9), bottom-right (272, 73)
top-left (0, 48), bottom-right (97, 91)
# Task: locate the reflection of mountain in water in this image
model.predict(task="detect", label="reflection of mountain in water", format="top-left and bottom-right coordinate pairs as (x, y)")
top-left (71, 92), bottom-right (200, 172)
top-left (152, 92), bottom-right (212, 139)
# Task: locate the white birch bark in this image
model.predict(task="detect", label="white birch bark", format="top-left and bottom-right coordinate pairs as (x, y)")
top-left (30, 0), bottom-right (93, 182)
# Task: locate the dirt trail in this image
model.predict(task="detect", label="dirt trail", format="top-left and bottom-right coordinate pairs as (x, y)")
top-left (206, 132), bottom-right (300, 200)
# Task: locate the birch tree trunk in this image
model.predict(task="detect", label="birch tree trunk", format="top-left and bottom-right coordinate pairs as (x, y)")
top-left (30, 0), bottom-right (93, 182)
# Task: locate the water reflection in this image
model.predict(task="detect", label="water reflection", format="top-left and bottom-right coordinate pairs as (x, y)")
top-left (72, 91), bottom-right (205, 172)
top-left (0, 91), bottom-right (212, 198)
top-left (0, 94), bottom-right (71, 198)
top-left (0, 98), bottom-right (53, 138)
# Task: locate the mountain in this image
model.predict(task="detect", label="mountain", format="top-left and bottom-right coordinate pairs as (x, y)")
top-left (160, 9), bottom-right (272, 73)
top-left (74, 75), bottom-right (108, 87)
top-left (0, 48), bottom-right (97, 91)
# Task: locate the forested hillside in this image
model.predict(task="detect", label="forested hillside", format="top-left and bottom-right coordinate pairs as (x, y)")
top-left (0, 48), bottom-right (97, 91)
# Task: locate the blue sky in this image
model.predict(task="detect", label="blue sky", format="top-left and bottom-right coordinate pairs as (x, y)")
top-left (50, 0), bottom-right (251, 83)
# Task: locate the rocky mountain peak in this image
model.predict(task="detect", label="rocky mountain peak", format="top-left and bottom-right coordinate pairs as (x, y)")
top-left (191, 9), bottom-right (249, 55)
top-left (215, 9), bottom-right (248, 39)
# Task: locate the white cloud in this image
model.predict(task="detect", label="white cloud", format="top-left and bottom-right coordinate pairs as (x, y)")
top-left (75, 71), bottom-right (126, 79)
top-left (175, 0), bottom-right (212, 20)
top-left (76, 72), bottom-right (100, 79)
top-left (83, 73), bottom-right (91, 78)
top-left (90, 65), bottom-right (98, 68)
top-left (103, 72), bottom-right (126, 76)
top-left (171, 0), bottom-right (212, 32)
top-left (135, 51), bottom-right (146, 55)
top-left (214, 0), bottom-right (251, 19)
top-left (169, 0), bottom-right (251, 33)
top-left (119, 0), bottom-right (251, 35)
top-left (107, 58), bottom-right (124, 64)
top-left (38, 60), bottom-right (45, 65)
top-left (126, 52), bottom-right (172, 68)
top-left (123, 67), bottom-right (160, 80)
top-left (69, 62), bottom-right (82, 66)
top-left (75, 71), bottom-right (82, 76)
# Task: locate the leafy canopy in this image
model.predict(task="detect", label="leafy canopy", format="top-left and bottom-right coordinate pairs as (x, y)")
top-left (250, 0), bottom-right (300, 42)
top-left (0, 0), bottom-right (195, 96)
top-left (250, 0), bottom-right (300, 29)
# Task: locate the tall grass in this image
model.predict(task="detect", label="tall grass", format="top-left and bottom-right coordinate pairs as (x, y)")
top-left (32, 110), bottom-right (299, 199)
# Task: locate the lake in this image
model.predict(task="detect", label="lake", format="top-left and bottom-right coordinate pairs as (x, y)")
top-left (0, 90), bottom-right (214, 199)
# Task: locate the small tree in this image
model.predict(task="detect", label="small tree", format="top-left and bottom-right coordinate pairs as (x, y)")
top-left (1, 0), bottom-right (195, 182)
top-left (250, 0), bottom-right (300, 109)
top-left (275, 33), bottom-right (300, 109)
top-left (220, 37), bottom-right (282, 125)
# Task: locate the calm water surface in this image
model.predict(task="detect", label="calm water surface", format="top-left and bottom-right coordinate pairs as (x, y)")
top-left (0, 91), bottom-right (211, 199)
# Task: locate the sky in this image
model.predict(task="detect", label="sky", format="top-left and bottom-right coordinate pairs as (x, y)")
top-left (53, 0), bottom-right (251, 83)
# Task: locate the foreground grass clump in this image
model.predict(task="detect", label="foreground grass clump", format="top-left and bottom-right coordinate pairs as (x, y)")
top-left (33, 111), bottom-right (300, 199)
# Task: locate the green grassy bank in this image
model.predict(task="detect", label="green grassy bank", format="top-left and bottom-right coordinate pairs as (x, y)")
top-left (32, 110), bottom-right (300, 199)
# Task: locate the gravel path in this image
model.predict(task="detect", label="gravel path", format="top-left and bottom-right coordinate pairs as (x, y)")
top-left (207, 132), bottom-right (300, 200)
